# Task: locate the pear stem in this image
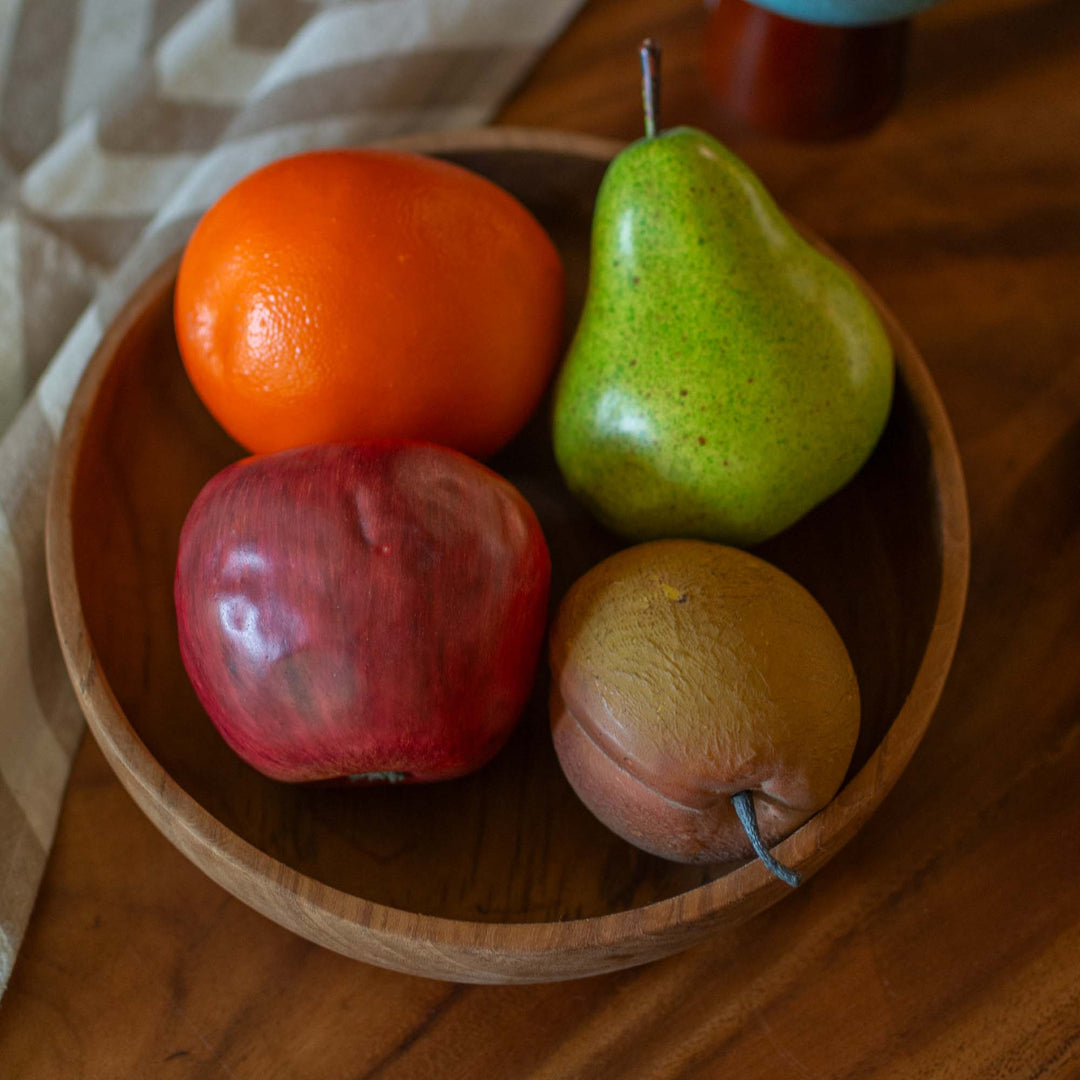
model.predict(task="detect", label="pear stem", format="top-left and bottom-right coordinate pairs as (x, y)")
top-left (731, 790), bottom-right (802, 888)
top-left (640, 39), bottom-right (661, 138)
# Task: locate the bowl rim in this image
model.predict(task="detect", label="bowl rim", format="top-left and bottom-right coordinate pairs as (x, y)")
top-left (45, 126), bottom-right (970, 976)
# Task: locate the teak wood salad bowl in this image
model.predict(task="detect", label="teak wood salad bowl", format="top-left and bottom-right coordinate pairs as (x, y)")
top-left (46, 128), bottom-right (969, 983)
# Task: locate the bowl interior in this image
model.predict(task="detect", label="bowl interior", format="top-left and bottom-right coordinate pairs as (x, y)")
top-left (69, 147), bottom-right (943, 924)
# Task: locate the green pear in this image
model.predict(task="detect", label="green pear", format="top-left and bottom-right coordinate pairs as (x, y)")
top-left (553, 78), bottom-right (893, 546)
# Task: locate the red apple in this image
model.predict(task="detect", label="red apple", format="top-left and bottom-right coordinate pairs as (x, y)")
top-left (174, 440), bottom-right (551, 784)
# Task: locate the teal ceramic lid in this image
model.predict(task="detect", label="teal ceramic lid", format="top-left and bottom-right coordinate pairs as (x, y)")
top-left (738, 0), bottom-right (941, 25)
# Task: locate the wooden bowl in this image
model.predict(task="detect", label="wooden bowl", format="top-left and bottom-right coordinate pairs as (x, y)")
top-left (45, 128), bottom-right (969, 984)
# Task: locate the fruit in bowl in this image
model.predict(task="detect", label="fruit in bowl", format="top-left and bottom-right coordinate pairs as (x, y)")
top-left (47, 126), bottom-right (967, 982)
top-left (174, 440), bottom-right (551, 785)
top-left (552, 44), bottom-right (894, 546)
top-left (549, 539), bottom-right (861, 879)
top-left (175, 149), bottom-right (565, 460)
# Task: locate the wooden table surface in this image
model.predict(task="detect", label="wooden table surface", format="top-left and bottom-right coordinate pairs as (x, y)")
top-left (2, 0), bottom-right (1078, 1074)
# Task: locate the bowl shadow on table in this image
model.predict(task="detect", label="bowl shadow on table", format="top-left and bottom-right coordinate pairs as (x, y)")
top-left (69, 147), bottom-right (940, 926)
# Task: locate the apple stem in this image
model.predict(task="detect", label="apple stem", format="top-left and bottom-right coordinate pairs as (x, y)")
top-left (640, 39), bottom-right (661, 138)
top-left (731, 790), bottom-right (802, 888)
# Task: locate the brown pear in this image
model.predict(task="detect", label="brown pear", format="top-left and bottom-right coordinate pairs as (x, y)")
top-left (549, 539), bottom-right (860, 866)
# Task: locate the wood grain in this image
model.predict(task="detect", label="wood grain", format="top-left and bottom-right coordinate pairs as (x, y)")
top-left (2, 0), bottom-right (1079, 1071)
top-left (43, 129), bottom-right (964, 983)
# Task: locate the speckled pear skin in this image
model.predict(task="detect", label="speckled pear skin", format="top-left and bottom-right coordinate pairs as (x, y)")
top-left (552, 127), bottom-right (894, 546)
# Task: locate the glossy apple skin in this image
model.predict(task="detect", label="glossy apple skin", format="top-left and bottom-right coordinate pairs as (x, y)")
top-left (174, 440), bottom-right (551, 784)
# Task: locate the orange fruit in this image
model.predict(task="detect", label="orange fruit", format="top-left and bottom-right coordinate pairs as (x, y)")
top-left (174, 150), bottom-right (565, 458)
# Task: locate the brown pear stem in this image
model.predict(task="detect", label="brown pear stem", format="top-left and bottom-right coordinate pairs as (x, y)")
top-left (640, 39), bottom-right (661, 138)
top-left (731, 790), bottom-right (802, 888)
